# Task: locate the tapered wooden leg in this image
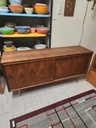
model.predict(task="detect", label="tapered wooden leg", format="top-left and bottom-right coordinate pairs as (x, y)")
top-left (18, 90), bottom-right (21, 96)
top-left (76, 77), bottom-right (79, 83)
top-left (0, 85), bottom-right (4, 94)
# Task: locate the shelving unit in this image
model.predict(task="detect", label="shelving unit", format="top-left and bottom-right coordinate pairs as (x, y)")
top-left (0, 0), bottom-right (53, 52)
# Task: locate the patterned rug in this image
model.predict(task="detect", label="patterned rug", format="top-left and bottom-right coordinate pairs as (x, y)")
top-left (10, 89), bottom-right (96, 128)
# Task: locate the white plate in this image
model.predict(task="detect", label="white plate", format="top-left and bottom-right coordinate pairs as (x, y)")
top-left (0, 9), bottom-right (9, 13)
top-left (0, 6), bottom-right (9, 10)
top-left (17, 47), bottom-right (31, 51)
top-left (34, 44), bottom-right (46, 49)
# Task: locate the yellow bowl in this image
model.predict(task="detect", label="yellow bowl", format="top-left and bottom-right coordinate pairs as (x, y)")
top-left (34, 3), bottom-right (48, 14)
top-left (3, 49), bottom-right (16, 51)
top-left (3, 46), bottom-right (16, 51)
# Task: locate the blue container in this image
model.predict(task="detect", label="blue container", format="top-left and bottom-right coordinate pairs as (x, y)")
top-left (15, 26), bottom-right (31, 34)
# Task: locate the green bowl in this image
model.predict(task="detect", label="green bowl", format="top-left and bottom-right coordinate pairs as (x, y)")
top-left (0, 27), bottom-right (14, 35)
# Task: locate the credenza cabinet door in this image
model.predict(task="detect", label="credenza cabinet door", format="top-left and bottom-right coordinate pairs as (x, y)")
top-left (55, 55), bottom-right (91, 79)
top-left (4, 59), bottom-right (55, 90)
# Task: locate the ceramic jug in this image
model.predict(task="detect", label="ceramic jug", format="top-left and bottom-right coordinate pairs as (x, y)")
top-left (0, 0), bottom-right (7, 6)
top-left (9, 0), bottom-right (22, 5)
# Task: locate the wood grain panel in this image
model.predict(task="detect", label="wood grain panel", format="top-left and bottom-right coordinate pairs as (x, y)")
top-left (4, 63), bottom-right (28, 90)
top-left (26, 59), bottom-right (55, 85)
top-left (87, 70), bottom-right (96, 88)
top-left (4, 60), bottom-right (55, 90)
top-left (55, 55), bottom-right (91, 79)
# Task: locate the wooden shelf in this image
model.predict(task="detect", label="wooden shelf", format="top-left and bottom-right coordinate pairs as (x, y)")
top-left (1, 32), bottom-right (46, 38)
top-left (0, 12), bottom-right (51, 18)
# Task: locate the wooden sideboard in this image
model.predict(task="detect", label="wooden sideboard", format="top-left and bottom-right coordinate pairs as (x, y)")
top-left (1, 46), bottom-right (93, 93)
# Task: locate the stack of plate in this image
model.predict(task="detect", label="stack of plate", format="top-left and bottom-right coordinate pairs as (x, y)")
top-left (3, 45), bottom-right (16, 51)
top-left (0, 6), bottom-right (9, 13)
top-left (34, 44), bottom-right (46, 49)
top-left (3, 41), bottom-right (16, 52)
top-left (17, 47), bottom-right (31, 51)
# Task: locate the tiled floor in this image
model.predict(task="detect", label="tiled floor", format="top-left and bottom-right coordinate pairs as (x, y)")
top-left (0, 77), bottom-right (95, 128)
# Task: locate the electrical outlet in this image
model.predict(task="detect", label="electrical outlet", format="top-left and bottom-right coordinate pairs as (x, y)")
top-left (64, 0), bottom-right (76, 16)
top-left (57, 5), bottom-right (63, 15)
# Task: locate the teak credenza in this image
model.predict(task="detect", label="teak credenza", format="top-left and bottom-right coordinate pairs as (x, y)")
top-left (1, 46), bottom-right (93, 93)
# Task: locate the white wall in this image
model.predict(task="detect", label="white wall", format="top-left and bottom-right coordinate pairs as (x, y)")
top-left (51, 0), bottom-right (96, 52)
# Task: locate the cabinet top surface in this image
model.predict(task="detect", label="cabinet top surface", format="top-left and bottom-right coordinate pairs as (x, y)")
top-left (1, 46), bottom-right (93, 64)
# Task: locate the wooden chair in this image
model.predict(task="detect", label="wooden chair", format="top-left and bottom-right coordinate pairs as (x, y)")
top-left (87, 53), bottom-right (96, 88)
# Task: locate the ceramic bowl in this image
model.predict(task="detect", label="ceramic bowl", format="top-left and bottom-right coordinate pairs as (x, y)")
top-left (34, 3), bottom-right (48, 14)
top-left (3, 48), bottom-right (16, 52)
top-left (30, 27), bottom-right (36, 33)
top-left (0, 8), bottom-right (9, 13)
top-left (3, 45), bottom-right (15, 49)
top-left (9, 5), bottom-right (23, 13)
top-left (9, 0), bottom-right (22, 5)
top-left (0, 27), bottom-right (14, 34)
top-left (24, 7), bottom-right (33, 14)
top-left (3, 45), bottom-right (16, 51)
top-left (34, 44), bottom-right (46, 49)
top-left (37, 27), bottom-right (49, 34)
top-left (15, 26), bottom-right (31, 34)
top-left (4, 22), bottom-right (16, 28)
top-left (4, 40), bottom-right (13, 47)
top-left (0, 6), bottom-right (8, 10)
